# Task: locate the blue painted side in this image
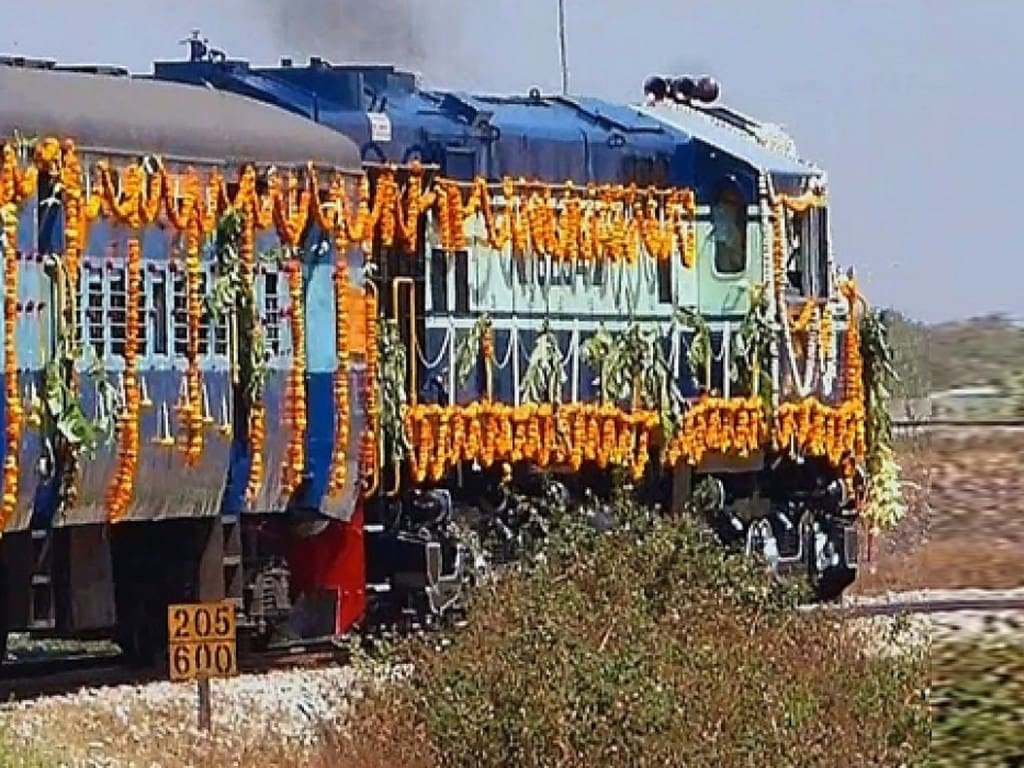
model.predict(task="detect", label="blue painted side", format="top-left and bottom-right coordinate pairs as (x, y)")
top-left (149, 58), bottom-right (819, 202)
top-left (219, 226), bottom-right (361, 522)
top-left (6, 184), bottom-right (360, 526)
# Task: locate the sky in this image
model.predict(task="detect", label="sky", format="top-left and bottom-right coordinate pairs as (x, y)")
top-left (0, 0), bottom-right (1020, 324)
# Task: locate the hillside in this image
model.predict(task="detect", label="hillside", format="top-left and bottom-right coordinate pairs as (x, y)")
top-left (886, 312), bottom-right (1024, 397)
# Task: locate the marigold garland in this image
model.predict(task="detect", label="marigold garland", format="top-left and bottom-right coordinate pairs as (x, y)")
top-left (105, 237), bottom-right (142, 522)
top-left (663, 397), bottom-right (767, 468)
top-left (233, 184), bottom-right (268, 505)
top-left (789, 300), bottom-right (817, 334)
top-left (772, 397), bottom-right (865, 470)
top-left (0, 203), bottom-right (21, 527)
top-left (182, 215), bottom-right (205, 465)
top-left (820, 304), bottom-right (834, 360)
top-left (840, 279), bottom-right (864, 407)
top-left (360, 288), bottom-right (380, 485)
top-left (280, 254), bottom-right (308, 497)
top-left (326, 235), bottom-right (351, 497)
top-left (405, 402), bottom-right (659, 484)
top-left (0, 143), bottom-right (39, 206)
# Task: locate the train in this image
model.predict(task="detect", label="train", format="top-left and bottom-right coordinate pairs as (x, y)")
top-left (0, 36), bottom-right (897, 665)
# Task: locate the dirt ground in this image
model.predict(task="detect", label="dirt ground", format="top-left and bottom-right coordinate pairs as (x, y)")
top-left (853, 431), bottom-right (1024, 595)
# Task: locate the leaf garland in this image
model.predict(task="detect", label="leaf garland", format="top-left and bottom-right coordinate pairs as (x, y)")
top-left (859, 308), bottom-right (905, 531)
top-left (41, 255), bottom-right (118, 514)
top-left (208, 208), bottom-right (269, 405)
top-left (582, 322), bottom-right (684, 437)
top-left (673, 307), bottom-right (711, 386)
top-left (454, 313), bottom-right (494, 390)
top-left (521, 322), bottom-right (566, 405)
top-left (731, 283), bottom-right (775, 415)
top-left (379, 317), bottom-right (412, 465)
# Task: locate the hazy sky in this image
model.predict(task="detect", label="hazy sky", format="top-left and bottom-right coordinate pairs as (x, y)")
top-left (0, 0), bottom-right (1019, 323)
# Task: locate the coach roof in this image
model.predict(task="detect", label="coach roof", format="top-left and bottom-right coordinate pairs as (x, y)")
top-left (0, 61), bottom-right (362, 169)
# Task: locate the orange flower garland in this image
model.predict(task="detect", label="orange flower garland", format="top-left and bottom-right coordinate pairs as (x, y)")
top-left (326, 237), bottom-right (351, 497)
top-left (105, 237), bottom-right (143, 522)
top-left (820, 304), bottom-right (834, 360)
top-left (405, 402), bottom-right (659, 485)
top-left (663, 397), bottom-right (767, 468)
top-left (183, 214), bottom-right (205, 465)
top-left (0, 204), bottom-right (21, 527)
top-left (789, 300), bottom-right (817, 334)
top-left (160, 169), bottom-right (207, 463)
top-left (0, 143), bottom-right (39, 206)
top-left (434, 179), bottom-right (697, 267)
top-left (58, 141), bottom-right (101, 306)
top-left (772, 398), bottom-right (865, 469)
top-left (280, 254), bottom-right (307, 497)
top-left (360, 287), bottom-right (380, 487)
top-left (771, 202), bottom-right (786, 308)
top-left (235, 172), bottom-right (267, 505)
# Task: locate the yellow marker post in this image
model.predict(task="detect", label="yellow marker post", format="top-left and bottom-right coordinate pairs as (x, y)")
top-left (167, 600), bottom-right (238, 731)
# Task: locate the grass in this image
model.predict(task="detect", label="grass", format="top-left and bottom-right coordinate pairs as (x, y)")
top-left (327, 485), bottom-right (932, 767)
top-left (929, 639), bottom-right (1024, 767)
top-left (856, 431), bottom-right (1024, 594)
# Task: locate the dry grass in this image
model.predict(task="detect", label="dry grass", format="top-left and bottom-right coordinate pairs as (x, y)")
top-left (855, 431), bottom-right (1024, 595)
top-left (328, 493), bottom-right (930, 768)
top-left (929, 638), bottom-right (1024, 767)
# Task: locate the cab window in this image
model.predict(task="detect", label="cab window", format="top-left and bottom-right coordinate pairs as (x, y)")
top-left (785, 205), bottom-right (830, 298)
top-left (712, 184), bottom-right (747, 275)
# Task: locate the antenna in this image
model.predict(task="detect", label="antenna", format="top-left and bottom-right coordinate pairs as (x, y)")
top-left (557, 0), bottom-right (569, 95)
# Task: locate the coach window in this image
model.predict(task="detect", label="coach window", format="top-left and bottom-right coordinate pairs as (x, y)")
top-left (712, 183), bottom-right (747, 275)
top-left (109, 265), bottom-right (127, 357)
top-left (84, 265), bottom-right (105, 358)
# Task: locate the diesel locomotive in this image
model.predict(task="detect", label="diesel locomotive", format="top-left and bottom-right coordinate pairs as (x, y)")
top-left (0, 38), bottom-right (892, 663)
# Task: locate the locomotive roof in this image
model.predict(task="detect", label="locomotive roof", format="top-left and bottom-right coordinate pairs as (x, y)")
top-left (149, 57), bottom-right (822, 197)
top-left (0, 62), bottom-right (362, 169)
top-left (637, 100), bottom-right (819, 179)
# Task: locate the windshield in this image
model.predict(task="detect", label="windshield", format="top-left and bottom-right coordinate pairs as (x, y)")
top-left (784, 205), bottom-right (830, 299)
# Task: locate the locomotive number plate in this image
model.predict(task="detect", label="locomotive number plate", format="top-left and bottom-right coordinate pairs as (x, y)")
top-left (167, 601), bottom-right (238, 682)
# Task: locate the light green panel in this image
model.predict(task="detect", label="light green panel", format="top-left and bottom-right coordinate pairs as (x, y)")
top-left (696, 206), bottom-right (762, 318)
top-left (427, 214), bottom-right (693, 321)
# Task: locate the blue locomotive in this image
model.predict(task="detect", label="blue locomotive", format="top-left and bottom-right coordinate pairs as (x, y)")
top-left (0, 37), bottom-right (892, 664)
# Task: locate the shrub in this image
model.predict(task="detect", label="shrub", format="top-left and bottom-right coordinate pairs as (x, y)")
top-left (928, 639), bottom-right (1024, 767)
top-left (334, 483), bottom-right (931, 767)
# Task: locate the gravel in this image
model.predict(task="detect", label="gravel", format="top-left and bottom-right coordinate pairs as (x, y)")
top-left (0, 664), bottom-right (375, 766)
top-left (840, 588), bottom-right (1024, 662)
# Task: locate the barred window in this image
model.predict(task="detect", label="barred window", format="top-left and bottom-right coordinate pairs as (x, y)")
top-left (84, 266), bottom-right (105, 358)
top-left (262, 270), bottom-right (282, 357)
top-left (150, 269), bottom-right (168, 356)
top-left (172, 270), bottom-right (211, 356)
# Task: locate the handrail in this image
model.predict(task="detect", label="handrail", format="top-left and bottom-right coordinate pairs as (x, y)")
top-left (388, 277), bottom-right (418, 499)
top-left (391, 277), bottom-right (417, 406)
top-left (362, 279), bottom-right (381, 500)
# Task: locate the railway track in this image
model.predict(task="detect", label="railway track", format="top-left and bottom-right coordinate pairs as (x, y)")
top-left (5, 590), bottom-right (1021, 705)
top-left (805, 589), bottom-right (1024, 619)
top-left (0, 642), bottom-right (353, 705)
top-left (892, 418), bottom-right (1024, 434)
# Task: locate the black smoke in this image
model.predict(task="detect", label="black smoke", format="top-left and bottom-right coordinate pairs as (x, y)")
top-left (254, 0), bottom-right (431, 68)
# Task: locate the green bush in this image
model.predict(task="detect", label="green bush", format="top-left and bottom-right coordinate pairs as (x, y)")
top-left (928, 640), bottom-right (1024, 767)
top-left (335, 484), bottom-right (931, 767)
